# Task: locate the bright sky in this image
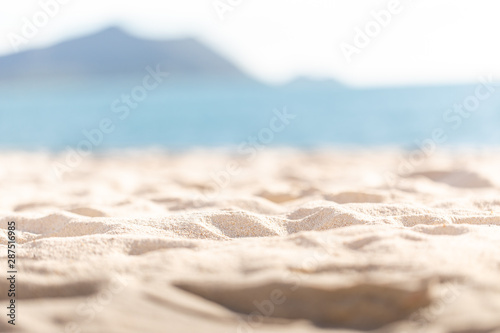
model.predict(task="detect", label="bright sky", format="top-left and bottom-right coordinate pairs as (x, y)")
top-left (0, 0), bottom-right (499, 87)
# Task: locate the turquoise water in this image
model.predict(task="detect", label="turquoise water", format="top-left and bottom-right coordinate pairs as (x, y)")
top-left (0, 78), bottom-right (499, 150)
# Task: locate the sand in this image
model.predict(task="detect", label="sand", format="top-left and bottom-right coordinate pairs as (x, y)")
top-left (1, 149), bottom-right (500, 333)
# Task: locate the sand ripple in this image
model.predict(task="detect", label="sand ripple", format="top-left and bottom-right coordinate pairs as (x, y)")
top-left (1, 150), bottom-right (500, 333)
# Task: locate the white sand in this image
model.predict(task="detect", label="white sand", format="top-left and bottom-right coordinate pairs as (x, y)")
top-left (1, 149), bottom-right (500, 333)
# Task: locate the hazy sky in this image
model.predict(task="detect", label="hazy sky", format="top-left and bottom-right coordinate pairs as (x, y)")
top-left (1, 0), bottom-right (499, 86)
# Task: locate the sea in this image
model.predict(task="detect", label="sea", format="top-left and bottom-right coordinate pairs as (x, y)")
top-left (0, 77), bottom-right (499, 151)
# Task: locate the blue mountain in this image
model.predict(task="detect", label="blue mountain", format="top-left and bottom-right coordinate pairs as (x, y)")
top-left (0, 27), bottom-right (253, 81)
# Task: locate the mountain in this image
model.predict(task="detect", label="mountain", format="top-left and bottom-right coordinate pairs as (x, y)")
top-left (0, 27), bottom-right (254, 81)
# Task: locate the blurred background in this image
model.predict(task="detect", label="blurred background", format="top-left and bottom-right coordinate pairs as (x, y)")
top-left (0, 0), bottom-right (499, 151)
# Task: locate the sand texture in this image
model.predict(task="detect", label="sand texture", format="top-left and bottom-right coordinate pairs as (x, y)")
top-left (1, 149), bottom-right (500, 333)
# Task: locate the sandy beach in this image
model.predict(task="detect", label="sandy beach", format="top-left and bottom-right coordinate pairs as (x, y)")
top-left (2, 149), bottom-right (500, 333)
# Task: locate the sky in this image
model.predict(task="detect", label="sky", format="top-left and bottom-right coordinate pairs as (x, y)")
top-left (0, 0), bottom-right (499, 87)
